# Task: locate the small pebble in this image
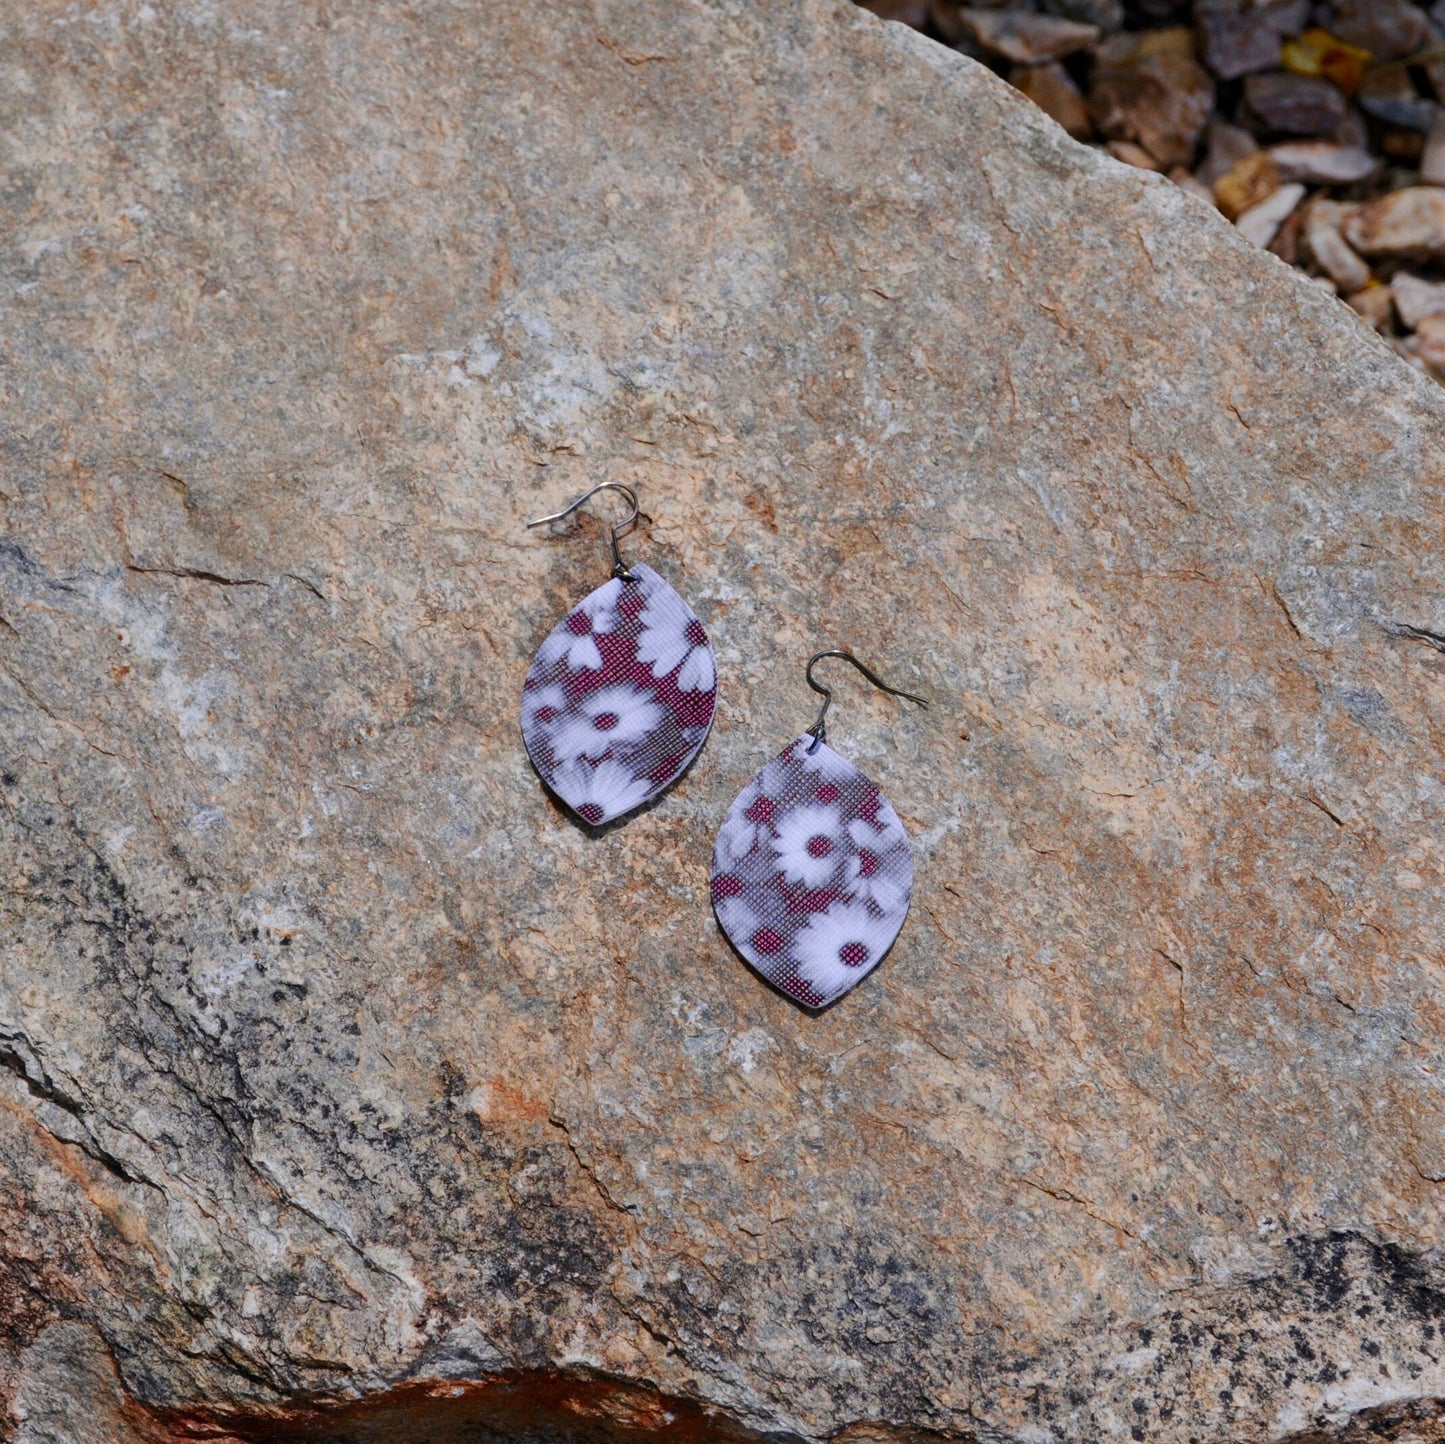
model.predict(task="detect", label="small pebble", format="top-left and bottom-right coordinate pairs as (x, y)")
top-left (1107, 139), bottom-right (1162, 170)
top-left (1421, 114), bottom-right (1445, 186)
top-left (1090, 52), bottom-right (1216, 169)
top-left (1133, 26), bottom-right (1198, 62)
top-left (1328, 0), bottom-right (1431, 63)
top-left (1094, 26), bottom-right (1195, 69)
top-left (1236, 182), bottom-right (1306, 247)
top-left (1011, 61), bottom-right (1092, 139)
top-left (1245, 72), bottom-right (1349, 136)
top-left (956, 8), bottom-right (1101, 63)
top-left (1215, 152), bottom-right (1282, 220)
top-left (1345, 187), bottom-right (1445, 261)
top-left (1390, 272), bottom-right (1445, 329)
top-left (1268, 200), bottom-right (1306, 262)
top-left (1199, 117), bottom-right (1259, 186)
top-left (1093, 31), bottom-right (1139, 68)
top-left (1279, 28), bottom-right (1370, 94)
top-left (1268, 141), bottom-right (1377, 185)
top-left (1304, 200), bottom-right (1373, 292)
top-left (1415, 312), bottom-right (1445, 372)
top-left (1196, 0), bottom-right (1309, 82)
top-left (1346, 282), bottom-right (1395, 331)
top-left (1357, 66), bottom-right (1440, 134)
top-left (1040, 0), bottom-right (1124, 30)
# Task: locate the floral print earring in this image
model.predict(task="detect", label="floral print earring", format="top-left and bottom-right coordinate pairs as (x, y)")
top-left (521, 483), bottom-right (717, 827)
top-left (711, 649), bottom-right (927, 1008)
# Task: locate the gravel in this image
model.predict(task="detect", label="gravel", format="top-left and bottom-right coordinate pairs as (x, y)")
top-left (860, 0), bottom-right (1445, 382)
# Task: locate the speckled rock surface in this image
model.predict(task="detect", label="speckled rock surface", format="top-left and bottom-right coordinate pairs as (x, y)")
top-left (2, 1), bottom-right (1445, 1441)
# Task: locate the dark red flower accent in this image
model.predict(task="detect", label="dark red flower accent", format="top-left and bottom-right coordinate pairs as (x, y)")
top-left (593, 712), bottom-right (619, 731)
top-left (578, 803), bottom-right (604, 824)
top-left (805, 834), bottom-right (832, 859)
top-left (668, 687), bottom-right (716, 730)
top-left (647, 749), bottom-right (686, 784)
top-left (685, 619), bottom-right (708, 647)
top-left (839, 942), bottom-right (869, 967)
top-left (751, 927), bottom-right (784, 955)
top-left (565, 610), bottom-right (593, 636)
top-left (585, 631), bottom-right (643, 683)
top-left (815, 782), bottom-right (841, 803)
top-left (779, 881), bottom-right (842, 914)
top-left (746, 796), bottom-right (777, 825)
top-left (712, 873), bottom-right (744, 900)
top-left (561, 670), bottom-right (592, 704)
top-left (781, 974), bottom-right (826, 1008)
top-left (857, 848), bottom-right (878, 878)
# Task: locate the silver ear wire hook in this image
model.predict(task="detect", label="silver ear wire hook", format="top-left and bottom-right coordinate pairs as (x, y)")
top-left (805, 649), bottom-right (928, 751)
top-left (527, 482), bottom-right (639, 579)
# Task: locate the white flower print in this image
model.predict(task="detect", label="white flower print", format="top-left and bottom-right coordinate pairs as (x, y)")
top-left (551, 757), bottom-right (654, 825)
top-left (715, 783), bottom-right (781, 866)
top-left (712, 889), bottom-right (760, 952)
top-left (797, 739), bottom-right (854, 781)
top-left (843, 816), bottom-right (910, 911)
top-left (521, 682), bottom-right (568, 735)
top-left (841, 843), bottom-right (909, 915)
top-left (548, 683), bottom-right (664, 766)
top-left (537, 577), bottom-right (622, 672)
top-left (793, 899), bottom-right (898, 1000)
top-left (676, 635), bottom-right (715, 693)
top-left (634, 593), bottom-right (715, 693)
top-left (769, 802), bottom-right (845, 888)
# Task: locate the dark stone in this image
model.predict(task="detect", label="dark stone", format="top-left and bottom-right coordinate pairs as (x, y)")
top-left (1196, 0), bottom-right (1310, 80)
top-left (1040, 0), bottom-right (1126, 31)
top-left (1244, 70), bottom-right (1350, 135)
top-left (1358, 64), bottom-right (1441, 133)
top-left (1323, 0), bottom-right (1432, 61)
top-left (1089, 52), bottom-right (1216, 166)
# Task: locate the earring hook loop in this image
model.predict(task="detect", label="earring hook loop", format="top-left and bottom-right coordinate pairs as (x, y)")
top-left (526, 482), bottom-right (639, 579)
top-left (804, 648), bottom-right (928, 750)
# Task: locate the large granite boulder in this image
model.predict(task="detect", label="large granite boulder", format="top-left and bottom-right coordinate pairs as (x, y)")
top-left (2, 0), bottom-right (1445, 1439)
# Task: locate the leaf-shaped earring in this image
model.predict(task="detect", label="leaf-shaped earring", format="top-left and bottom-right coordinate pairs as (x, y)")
top-left (711, 649), bottom-right (927, 1008)
top-left (521, 483), bottom-right (717, 827)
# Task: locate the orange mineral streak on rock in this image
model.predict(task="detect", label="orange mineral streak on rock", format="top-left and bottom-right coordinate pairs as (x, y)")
top-left (0, 1093), bottom-right (155, 1255)
top-left (142, 1374), bottom-right (779, 1444)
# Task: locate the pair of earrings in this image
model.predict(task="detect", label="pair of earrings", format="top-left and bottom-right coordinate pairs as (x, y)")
top-left (518, 484), bottom-right (928, 1008)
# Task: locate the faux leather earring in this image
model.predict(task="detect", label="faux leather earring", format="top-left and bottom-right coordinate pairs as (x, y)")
top-left (520, 483), bottom-right (717, 826)
top-left (711, 649), bottom-right (927, 1008)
